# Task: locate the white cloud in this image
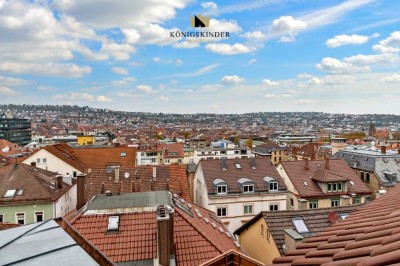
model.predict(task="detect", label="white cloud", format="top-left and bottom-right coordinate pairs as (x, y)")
top-left (297, 73), bottom-right (314, 79)
top-left (243, 31), bottom-right (265, 40)
top-left (262, 79), bottom-right (278, 86)
top-left (372, 44), bottom-right (400, 54)
top-left (0, 86), bottom-right (18, 96)
top-left (99, 40), bottom-right (135, 61)
top-left (159, 96), bottom-right (169, 101)
top-left (0, 62), bottom-right (91, 78)
top-left (52, 92), bottom-right (95, 102)
top-left (306, 77), bottom-right (323, 85)
top-left (153, 57), bottom-right (161, 62)
top-left (220, 75), bottom-right (245, 85)
top-left (205, 43), bottom-right (253, 55)
top-left (264, 94), bottom-right (291, 99)
top-left (296, 99), bottom-right (315, 105)
top-left (111, 77), bottom-right (136, 86)
top-left (121, 28), bottom-right (140, 44)
top-left (343, 53), bottom-right (399, 66)
top-left (96, 95), bottom-right (112, 102)
top-left (0, 76), bottom-right (33, 86)
top-left (201, 1), bottom-right (218, 15)
top-left (248, 58), bottom-right (256, 64)
top-left (173, 41), bottom-right (200, 49)
top-left (316, 57), bottom-right (370, 74)
top-left (326, 34), bottom-right (369, 48)
top-left (208, 19), bottom-right (242, 33)
top-left (136, 24), bottom-right (181, 46)
top-left (201, 84), bottom-right (223, 92)
top-left (37, 86), bottom-right (57, 92)
top-left (380, 73), bottom-right (400, 83)
top-left (271, 16), bottom-right (307, 34)
top-left (136, 85), bottom-right (153, 94)
top-left (111, 67), bottom-right (129, 75)
top-left (379, 31), bottom-right (400, 47)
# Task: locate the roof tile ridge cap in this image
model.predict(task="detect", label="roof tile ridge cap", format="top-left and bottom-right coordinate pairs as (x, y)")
top-left (21, 164), bottom-right (55, 200)
top-left (174, 205), bottom-right (227, 254)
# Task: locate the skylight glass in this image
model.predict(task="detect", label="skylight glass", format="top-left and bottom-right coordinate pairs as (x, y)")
top-left (292, 218), bottom-right (310, 233)
top-left (4, 189), bottom-right (16, 198)
top-left (108, 216), bottom-right (119, 231)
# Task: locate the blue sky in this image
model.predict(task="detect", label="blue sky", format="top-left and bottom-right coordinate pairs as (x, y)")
top-left (1, 0), bottom-right (400, 114)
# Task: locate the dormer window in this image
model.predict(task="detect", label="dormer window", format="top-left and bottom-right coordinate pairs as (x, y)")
top-left (328, 182), bottom-right (344, 192)
top-left (238, 178), bottom-right (255, 194)
top-left (213, 179), bottom-right (228, 194)
top-left (269, 182), bottom-right (278, 191)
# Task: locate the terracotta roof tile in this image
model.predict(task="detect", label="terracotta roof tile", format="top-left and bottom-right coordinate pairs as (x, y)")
top-left (0, 222), bottom-right (20, 231)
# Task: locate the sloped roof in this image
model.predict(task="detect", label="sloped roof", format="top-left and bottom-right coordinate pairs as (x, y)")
top-left (280, 159), bottom-right (371, 198)
top-left (0, 163), bottom-right (73, 205)
top-left (85, 164), bottom-right (189, 201)
top-left (311, 170), bottom-right (350, 183)
top-left (200, 158), bottom-right (287, 195)
top-left (270, 184), bottom-right (400, 266)
top-left (235, 205), bottom-right (360, 256)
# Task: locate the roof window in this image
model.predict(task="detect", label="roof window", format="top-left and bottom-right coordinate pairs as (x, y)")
top-left (108, 216), bottom-right (120, 231)
top-left (4, 189), bottom-right (16, 198)
top-left (292, 218), bottom-right (309, 233)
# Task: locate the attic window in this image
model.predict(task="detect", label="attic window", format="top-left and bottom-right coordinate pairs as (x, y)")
top-left (269, 181), bottom-right (278, 191)
top-left (120, 152), bottom-right (126, 157)
top-left (108, 216), bottom-right (119, 231)
top-left (292, 218), bottom-right (309, 233)
top-left (316, 163), bottom-right (321, 168)
top-left (303, 181), bottom-right (308, 186)
top-left (243, 184), bottom-right (255, 193)
top-left (4, 189), bottom-right (16, 198)
top-left (339, 213), bottom-right (349, 220)
top-left (349, 181), bottom-right (355, 186)
top-left (17, 189), bottom-right (24, 196)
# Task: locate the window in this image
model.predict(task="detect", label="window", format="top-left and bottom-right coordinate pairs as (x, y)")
top-left (328, 182), bottom-right (343, 192)
top-left (120, 152), bottom-right (126, 157)
top-left (4, 189), bottom-right (16, 198)
top-left (42, 158), bottom-right (47, 163)
top-left (353, 197), bottom-right (361, 204)
top-left (309, 201), bottom-right (318, 209)
top-left (108, 216), bottom-right (119, 231)
top-left (36, 158), bottom-right (41, 163)
top-left (0, 214), bottom-right (3, 223)
top-left (235, 163), bottom-right (241, 169)
top-left (290, 198), bottom-right (294, 207)
top-left (243, 205), bottom-right (253, 215)
top-left (243, 184), bottom-right (254, 193)
top-left (217, 207), bottom-right (227, 217)
top-left (217, 185), bottom-right (227, 194)
top-left (337, 182), bottom-right (343, 191)
top-left (331, 199), bottom-right (340, 207)
top-left (293, 218), bottom-right (309, 233)
top-left (365, 172), bottom-right (370, 182)
top-left (73, 171), bottom-right (77, 177)
top-left (16, 213), bottom-right (25, 225)
top-left (269, 204), bottom-right (279, 211)
top-left (269, 182), bottom-right (278, 191)
top-left (261, 224), bottom-right (264, 237)
top-left (35, 212), bottom-right (44, 222)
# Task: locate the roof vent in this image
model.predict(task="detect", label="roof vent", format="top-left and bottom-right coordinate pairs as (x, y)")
top-left (105, 191), bottom-right (112, 196)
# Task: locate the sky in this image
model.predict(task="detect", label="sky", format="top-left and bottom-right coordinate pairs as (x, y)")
top-left (0, 0), bottom-right (400, 114)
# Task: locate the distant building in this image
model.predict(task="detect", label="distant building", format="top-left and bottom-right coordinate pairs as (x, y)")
top-left (77, 135), bottom-right (95, 145)
top-left (0, 113), bottom-right (31, 146)
top-left (276, 158), bottom-right (372, 210)
top-left (253, 141), bottom-right (288, 166)
top-left (276, 133), bottom-right (317, 146)
top-left (331, 137), bottom-right (347, 155)
top-left (194, 158), bottom-right (287, 232)
top-left (192, 147), bottom-right (254, 164)
top-left (136, 143), bottom-right (184, 166)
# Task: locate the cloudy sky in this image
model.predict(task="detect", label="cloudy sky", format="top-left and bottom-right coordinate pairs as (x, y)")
top-left (1, 0), bottom-right (400, 114)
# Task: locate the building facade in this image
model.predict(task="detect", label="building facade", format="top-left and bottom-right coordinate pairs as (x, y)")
top-left (0, 114), bottom-right (31, 146)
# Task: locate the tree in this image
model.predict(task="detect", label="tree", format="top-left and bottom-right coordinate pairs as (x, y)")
top-left (245, 138), bottom-right (253, 149)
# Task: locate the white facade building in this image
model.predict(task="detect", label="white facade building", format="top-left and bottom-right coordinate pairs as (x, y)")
top-left (192, 147), bottom-right (255, 164)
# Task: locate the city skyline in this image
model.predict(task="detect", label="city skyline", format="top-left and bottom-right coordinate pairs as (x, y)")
top-left (0, 0), bottom-right (400, 114)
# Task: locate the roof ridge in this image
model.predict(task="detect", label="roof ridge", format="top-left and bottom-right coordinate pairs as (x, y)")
top-left (21, 164), bottom-right (55, 200)
top-left (50, 145), bottom-right (88, 170)
top-left (174, 204), bottom-right (226, 254)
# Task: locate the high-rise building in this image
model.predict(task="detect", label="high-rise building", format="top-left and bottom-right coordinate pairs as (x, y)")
top-left (0, 112), bottom-right (31, 146)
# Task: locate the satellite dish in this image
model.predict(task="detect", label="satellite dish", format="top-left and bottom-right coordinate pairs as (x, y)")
top-left (124, 172), bottom-right (130, 178)
top-left (106, 166), bottom-right (113, 174)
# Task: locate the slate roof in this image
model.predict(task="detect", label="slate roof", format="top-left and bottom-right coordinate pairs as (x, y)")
top-left (270, 184), bottom-right (400, 266)
top-left (333, 150), bottom-right (400, 187)
top-left (200, 157), bottom-right (287, 195)
top-left (254, 142), bottom-right (287, 155)
top-left (0, 219), bottom-right (112, 266)
top-left (85, 164), bottom-right (189, 201)
top-left (0, 163), bottom-right (73, 205)
top-left (235, 205), bottom-right (360, 256)
top-left (279, 159), bottom-right (371, 198)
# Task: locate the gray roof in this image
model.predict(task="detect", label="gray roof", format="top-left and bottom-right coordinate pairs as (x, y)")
top-left (333, 150), bottom-right (400, 187)
top-left (0, 220), bottom-right (100, 266)
top-left (85, 191), bottom-right (173, 212)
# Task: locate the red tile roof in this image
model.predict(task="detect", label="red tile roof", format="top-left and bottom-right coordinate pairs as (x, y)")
top-left (280, 159), bottom-right (371, 198)
top-left (0, 222), bottom-right (20, 231)
top-left (71, 212), bottom-right (157, 263)
top-left (85, 164), bottom-right (189, 201)
top-left (270, 184), bottom-right (400, 266)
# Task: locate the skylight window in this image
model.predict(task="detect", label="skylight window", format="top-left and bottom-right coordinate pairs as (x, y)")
top-left (235, 163), bottom-right (241, 169)
top-left (339, 213), bottom-right (349, 220)
top-left (292, 218), bottom-right (310, 233)
top-left (108, 216), bottom-right (119, 231)
top-left (303, 181), bottom-right (308, 186)
top-left (4, 189), bottom-right (16, 198)
top-left (17, 189), bottom-right (24, 196)
top-left (349, 181), bottom-right (355, 186)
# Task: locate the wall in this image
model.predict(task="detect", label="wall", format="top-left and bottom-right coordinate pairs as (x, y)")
top-left (77, 136), bottom-right (95, 145)
top-left (54, 184), bottom-right (77, 217)
top-left (0, 203), bottom-right (53, 224)
top-left (237, 217), bottom-right (281, 264)
top-left (22, 149), bottom-right (83, 177)
top-left (194, 164), bottom-right (209, 208)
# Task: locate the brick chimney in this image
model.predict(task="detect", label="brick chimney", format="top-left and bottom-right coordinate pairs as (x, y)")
top-left (304, 159), bottom-right (309, 170)
top-left (157, 205), bottom-right (174, 266)
top-left (76, 174), bottom-right (87, 210)
top-left (56, 175), bottom-right (63, 189)
top-left (153, 166), bottom-right (157, 180)
top-left (381, 146), bottom-right (387, 154)
top-left (325, 156), bottom-right (330, 170)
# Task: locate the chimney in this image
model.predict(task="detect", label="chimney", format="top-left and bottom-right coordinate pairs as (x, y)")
top-left (325, 156), bottom-right (330, 170)
top-left (114, 167), bottom-right (120, 181)
top-left (31, 161), bottom-right (36, 167)
top-left (381, 146), bottom-right (387, 154)
top-left (157, 205), bottom-right (174, 266)
top-left (153, 166), bottom-right (157, 179)
top-left (304, 159), bottom-right (309, 170)
top-left (76, 174), bottom-right (87, 210)
top-left (56, 175), bottom-right (63, 189)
